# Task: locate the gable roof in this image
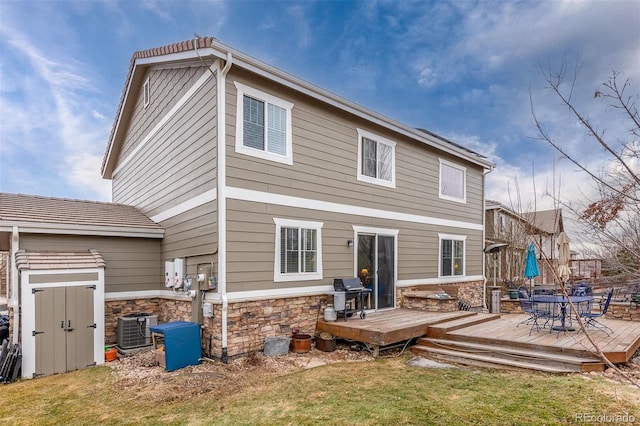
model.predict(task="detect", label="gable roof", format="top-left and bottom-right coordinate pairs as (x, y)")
top-left (102, 37), bottom-right (495, 178)
top-left (15, 249), bottom-right (106, 271)
top-left (485, 199), bottom-right (545, 234)
top-left (525, 209), bottom-right (564, 235)
top-left (0, 193), bottom-right (163, 238)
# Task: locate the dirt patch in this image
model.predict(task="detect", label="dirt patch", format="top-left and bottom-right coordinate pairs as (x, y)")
top-left (107, 344), bottom-right (640, 403)
top-left (107, 342), bottom-right (374, 403)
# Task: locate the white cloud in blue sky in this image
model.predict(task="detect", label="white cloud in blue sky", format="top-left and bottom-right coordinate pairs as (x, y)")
top-left (0, 0), bottom-right (638, 230)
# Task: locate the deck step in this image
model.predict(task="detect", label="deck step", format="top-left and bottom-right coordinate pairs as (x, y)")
top-left (416, 337), bottom-right (604, 372)
top-left (426, 313), bottom-right (501, 337)
top-left (411, 345), bottom-right (581, 373)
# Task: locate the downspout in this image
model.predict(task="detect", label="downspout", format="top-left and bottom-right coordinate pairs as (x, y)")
top-left (482, 167), bottom-right (494, 311)
top-left (10, 226), bottom-right (19, 344)
top-left (217, 50), bottom-right (233, 363)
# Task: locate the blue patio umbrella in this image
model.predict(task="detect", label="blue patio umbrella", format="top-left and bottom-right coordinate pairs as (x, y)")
top-left (524, 243), bottom-right (540, 296)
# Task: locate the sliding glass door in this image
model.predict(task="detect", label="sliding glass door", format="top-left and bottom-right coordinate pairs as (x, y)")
top-left (356, 232), bottom-right (396, 310)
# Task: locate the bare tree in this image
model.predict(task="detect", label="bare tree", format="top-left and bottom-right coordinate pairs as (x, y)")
top-left (530, 60), bottom-right (640, 281)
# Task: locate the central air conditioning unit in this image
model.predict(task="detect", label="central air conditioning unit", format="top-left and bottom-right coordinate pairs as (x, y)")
top-left (117, 313), bottom-right (158, 350)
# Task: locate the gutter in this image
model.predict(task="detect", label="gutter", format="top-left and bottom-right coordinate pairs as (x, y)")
top-left (481, 166), bottom-right (495, 311)
top-left (11, 227), bottom-right (19, 344)
top-left (216, 49), bottom-right (233, 363)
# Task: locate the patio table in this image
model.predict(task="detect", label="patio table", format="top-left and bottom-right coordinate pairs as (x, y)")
top-left (532, 295), bottom-right (594, 332)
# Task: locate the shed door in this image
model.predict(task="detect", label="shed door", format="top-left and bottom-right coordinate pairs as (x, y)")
top-left (34, 286), bottom-right (95, 376)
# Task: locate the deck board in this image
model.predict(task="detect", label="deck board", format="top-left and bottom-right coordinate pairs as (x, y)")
top-left (317, 309), bottom-right (640, 365)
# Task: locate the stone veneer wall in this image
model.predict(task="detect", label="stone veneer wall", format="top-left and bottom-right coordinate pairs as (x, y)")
top-left (499, 299), bottom-right (524, 314)
top-left (217, 295), bottom-right (332, 359)
top-left (401, 293), bottom-right (457, 312)
top-left (104, 294), bottom-right (333, 359)
top-left (605, 302), bottom-right (640, 322)
top-left (105, 298), bottom-right (161, 345)
top-left (105, 297), bottom-right (192, 345)
top-left (396, 280), bottom-right (485, 311)
top-left (0, 252), bottom-right (8, 298)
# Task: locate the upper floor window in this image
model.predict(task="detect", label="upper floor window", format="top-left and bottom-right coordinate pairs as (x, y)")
top-left (357, 129), bottom-right (396, 188)
top-left (439, 159), bottom-right (466, 202)
top-left (273, 218), bottom-right (323, 282)
top-left (439, 233), bottom-right (466, 277)
top-left (235, 82), bottom-right (293, 165)
top-left (143, 77), bottom-right (150, 108)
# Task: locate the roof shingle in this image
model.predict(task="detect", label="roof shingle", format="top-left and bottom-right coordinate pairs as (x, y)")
top-left (15, 249), bottom-right (106, 270)
top-left (0, 193), bottom-right (162, 234)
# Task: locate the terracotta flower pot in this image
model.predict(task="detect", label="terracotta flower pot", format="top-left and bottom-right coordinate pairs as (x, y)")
top-left (290, 334), bottom-right (312, 353)
top-left (105, 347), bottom-right (118, 362)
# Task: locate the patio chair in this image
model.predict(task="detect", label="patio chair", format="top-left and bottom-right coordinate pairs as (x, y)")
top-left (517, 298), bottom-right (551, 335)
top-left (578, 289), bottom-right (614, 336)
top-left (517, 286), bottom-right (529, 299)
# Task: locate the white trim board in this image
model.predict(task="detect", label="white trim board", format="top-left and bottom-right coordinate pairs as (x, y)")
top-left (0, 222), bottom-right (163, 239)
top-left (396, 275), bottom-right (484, 287)
top-left (105, 289), bottom-right (191, 301)
top-left (220, 284), bottom-right (333, 302)
top-left (227, 187), bottom-right (483, 231)
top-left (150, 189), bottom-right (217, 223)
top-left (105, 286), bottom-right (333, 303)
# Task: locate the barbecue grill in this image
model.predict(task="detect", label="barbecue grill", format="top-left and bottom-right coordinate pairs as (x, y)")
top-left (333, 278), bottom-right (371, 320)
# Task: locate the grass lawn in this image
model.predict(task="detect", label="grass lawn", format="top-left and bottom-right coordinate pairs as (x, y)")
top-left (1, 354), bottom-right (638, 425)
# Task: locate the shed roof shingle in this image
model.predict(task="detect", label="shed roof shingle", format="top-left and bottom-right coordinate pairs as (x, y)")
top-left (15, 249), bottom-right (106, 270)
top-left (0, 193), bottom-right (163, 237)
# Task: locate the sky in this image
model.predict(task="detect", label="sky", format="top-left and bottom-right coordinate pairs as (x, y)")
top-left (0, 0), bottom-right (639, 249)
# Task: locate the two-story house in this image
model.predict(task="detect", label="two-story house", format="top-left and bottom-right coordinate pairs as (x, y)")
top-left (484, 200), bottom-right (545, 288)
top-left (2, 37), bottom-right (494, 377)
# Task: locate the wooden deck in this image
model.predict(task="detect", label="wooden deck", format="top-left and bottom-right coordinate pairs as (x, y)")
top-left (316, 309), bottom-right (477, 355)
top-left (316, 309), bottom-right (640, 372)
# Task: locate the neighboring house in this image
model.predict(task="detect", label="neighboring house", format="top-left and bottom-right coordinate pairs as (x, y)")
top-left (484, 200), bottom-right (546, 288)
top-left (3, 38), bottom-right (494, 375)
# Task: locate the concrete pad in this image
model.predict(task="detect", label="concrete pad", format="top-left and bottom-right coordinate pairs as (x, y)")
top-left (407, 356), bottom-right (458, 369)
top-left (304, 357), bottom-right (328, 369)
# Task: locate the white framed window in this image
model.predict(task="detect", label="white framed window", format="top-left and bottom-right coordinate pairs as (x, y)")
top-left (439, 159), bottom-right (466, 202)
top-left (274, 218), bottom-right (323, 282)
top-left (439, 233), bottom-right (466, 277)
top-left (235, 82), bottom-right (294, 165)
top-left (143, 77), bottom-right (150, 108)
top-left (357, 128), bottom-right (396, 188)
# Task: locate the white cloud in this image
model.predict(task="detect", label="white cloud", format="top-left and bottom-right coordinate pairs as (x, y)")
top-left (64, 152), bottom-right (112, 200)
top-left (287, 4), bottom-right (312, 49)
top-left (0, 20), bottom-right (111, 201)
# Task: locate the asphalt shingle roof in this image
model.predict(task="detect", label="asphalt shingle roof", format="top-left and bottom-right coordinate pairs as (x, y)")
top-left (0, 193), bottom-right (162, 235)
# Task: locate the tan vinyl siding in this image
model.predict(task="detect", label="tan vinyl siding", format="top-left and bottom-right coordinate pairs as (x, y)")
top-left (29, 273), bottom-right (99, 284)
top-left (118, 65), bottom-right (205, 161)
top-left (112, 66), bottom-right (217, 216)
top-left (159, 201), bottom-right (216, 261)
top-left (226, 199), bottom-right (483, 293)
top-left (225, 68), bottom-right (483, 225)
top-left (19, 234), bottom-right (161, 293)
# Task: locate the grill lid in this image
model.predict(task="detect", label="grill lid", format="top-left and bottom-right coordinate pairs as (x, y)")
top-left (333, 277), bottom-right (364, 291)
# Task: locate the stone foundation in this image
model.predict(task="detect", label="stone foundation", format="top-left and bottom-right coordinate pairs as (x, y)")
top-left (499, 298), bottom-right (524, 314)
top-left (401, 292), bottom-right (457, 312)
top-left (605, 302), bottom-right (640, 322)
top-left (194, 294), bottom-right (334, 360)
top-left (397, 280), bottom-right (485, 311)
top-left (105, 297), bottom-right (192, 345)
